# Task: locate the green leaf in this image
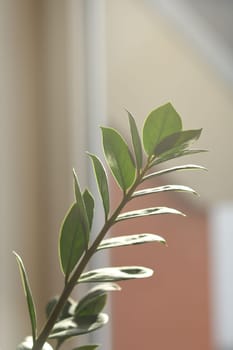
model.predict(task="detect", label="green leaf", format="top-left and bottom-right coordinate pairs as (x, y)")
top-left (78, 266), bottom-right (153, 283)
top-left (142, 164), bottom-right (207, 181)
top-left (76, 294), bottom-right (107, 319)
top-left (83, 189), bottom-right (95, 230)
top-left (154, 129), bottom-right (202, 156)
top-left (127, 111), bottom-right (143, 170)
top-left (143, 103), bottom-right (182, 156)
top-left (101, 127), bottom-right (136, 191)
top-left (46, 296), bottom-right (76, 320)
top-left (98, 233), bottom-right (166, 251)
top-left (153, 149), bottom-right (207, 165)
top-left (133, 184), bottom-right (198, 198)
top-left (73, 169), bottom-right (90, 248)
top-left (13, 252), bottom-right (37, 343)
top-left (49, 313), bottom-right (109, 339)
top-left (72, 346), bottom-right (99, 350)
top-left (88, 153), bottom-right (109, 220)
top-left (45, 296), bottom-right (58, 319)
top-left (59, 203), bottom-right (86, 280)
top-left (75, 284), bottom-right (120, 319)
top-left (17, 337), bottom-right (53, 350)
top-left (116, 207), bottom-right (185, 222)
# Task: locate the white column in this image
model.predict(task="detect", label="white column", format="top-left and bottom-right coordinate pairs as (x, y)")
top-left (209, 203), bottom-right (233, 349)
top-left (84, 1), bottom-right (111, 350)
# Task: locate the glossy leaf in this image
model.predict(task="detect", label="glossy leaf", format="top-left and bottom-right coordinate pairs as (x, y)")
top-left (88, 153), bottom-right (109, 220)
top-left (143, 103), bottom-right (182, 156)
top-left (14, 252), bottom-right (37, 343)
top-left (59, 203), bottom-right (86, 280)
top-left (49, 313), bottom-right (109, 339)
top-left (73, 169), bottom-right (90, 248)
top-left (101, 127), bottom-right (136, 191)
top-left (133, 184), bottom-right (198, 198)
top-left (116, 207), bottom-right (185, 222)
top-left (98, 233), bottom-right (166, 251)
top-left (127, 111), bottom-right (143, 170)
top-left (153, 149), bottom-right (207, 165)
top-left (143, 164), bottom-right (207, 181)
top-left (83, 189), bottom-right (94, 230)
top-left (78, 266), bottom-right (153, 283)
top-left (72, 346), bottom-right (99, 350)
top-left (17, 337), bottom-right (53, 350)
top-left (75, 284), bottom-right (120, 318)
top-left (154, 129), bottom-right (202, 156)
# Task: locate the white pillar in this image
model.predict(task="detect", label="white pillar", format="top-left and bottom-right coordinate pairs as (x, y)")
top-left (209, 203), bottom-right (233, 349)
top-left (84, 1), bottom-right (111, 350)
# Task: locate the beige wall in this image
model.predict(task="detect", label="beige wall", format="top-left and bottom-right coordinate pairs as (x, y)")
top-left (106, 0), bottom-right (233, 204)
top-left (0, 1), bottom-right (40, 347)
top-left (0, 1), bottom-right (87, 348)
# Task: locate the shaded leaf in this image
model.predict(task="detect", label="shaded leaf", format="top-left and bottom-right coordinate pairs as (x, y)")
top-left (72, 346), bottom-right (99, 350)
top-left (98, 233), bottom-right (166, 251)
top-left (73, 169), bottom-right (90, 248)
top-left (49, 313), bottom-right (109, 339)
top-left (59, 203), bottom-right (86, 280)
top-left (13, 252), bottom-right (37, 343)
top-left (143, 164), bottom-right (207, 181)
top-left (101, 127), bottom-right (136, 191)
top-left (46, 296), bottom-right (76, 321)
top-left (88, 153), bottom-right (109, 220)
top-left (16, 337), bottom-right (53, 350)
top-left (76, 294), bottom-right (107, 320)
top-left (143, 103), bottom-right (182, 156)
top-left (83, 189), bottom-right (95, 230)
top-left (127, 110), bottom-right (143, 170)
top-left (45, 296), bottom-right (58, 319)
top-left (133, 184), bottom-right (198, 198)
top-left (154, 129), bottom-right (202, 156)
top-left (116, 207), bottom-right (185, 222)
top-left (78, 266), bottom-right (153, 283)
top-left (75, 284), bottom-right (120, 319)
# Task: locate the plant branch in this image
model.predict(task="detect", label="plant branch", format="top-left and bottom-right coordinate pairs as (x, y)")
top-left (32, 162), bottom-right (149, 350)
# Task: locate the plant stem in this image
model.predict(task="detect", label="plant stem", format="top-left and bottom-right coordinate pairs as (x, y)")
top-left (32, 163), bottom-right (150, 350)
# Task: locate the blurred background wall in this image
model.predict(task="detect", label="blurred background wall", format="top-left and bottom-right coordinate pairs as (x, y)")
top-left (1, 0), bottom-right (233, 349)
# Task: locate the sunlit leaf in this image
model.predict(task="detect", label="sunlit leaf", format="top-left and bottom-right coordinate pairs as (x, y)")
top-left (88, 153), bottom-right (109, 220)
top-left (133, 184), bottom-right (198, 198)
top-left (83, 189), bottom-right (94, 230)
top-left (78, 266), bottom-right (153, 283)
top-left (127, 110), bottom-right (143, 170)
top-left (16, 337), bottom-right (53, 350)
top-left (142, 164), bottom-right (207, 181)
top-left (153, 149), bottom-right (207, 165)
top-left (49, 313), bottom-right (109, 339)
top-left (143, 103), bottom-right (182, 156)
top-left (98, 233), bottom-right (166, 251)
top-left (154, 129), bottom-right (202, 156)
top-left (75, 284), bottom-right (120, 319)
top-left (13, 252), bottom-right (37, 343)
top-left (59, 203), bottom-right (86, 281)
top-left (72, 345), bottom-right (99, 350)
top-left (101, 127), bottom-right (136, 191)
top-left (73, 169), bottom-right (90, 248)
top-left (116, 207), bottom-right (185, 222)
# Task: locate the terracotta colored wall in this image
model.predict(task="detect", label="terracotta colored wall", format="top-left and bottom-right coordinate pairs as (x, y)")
top-left (110, 178), bottom-right (211, 350)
